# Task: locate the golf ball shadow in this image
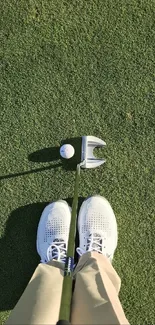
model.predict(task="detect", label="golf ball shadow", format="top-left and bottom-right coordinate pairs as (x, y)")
top-left (28, 147), bottom-right (60, 163)
top-left (28, 137), bottom-right (82, 171)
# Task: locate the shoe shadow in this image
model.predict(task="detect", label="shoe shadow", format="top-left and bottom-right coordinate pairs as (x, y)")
top-left (0, 197), bottom-right (85, 312)
top-left (0, 202), bottom-right (48, 311)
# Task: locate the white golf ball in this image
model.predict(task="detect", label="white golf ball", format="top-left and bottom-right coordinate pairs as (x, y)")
top-left (60, 144), bottom-right (75, 159)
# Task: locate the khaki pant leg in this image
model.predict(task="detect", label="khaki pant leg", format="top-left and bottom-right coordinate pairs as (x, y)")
top-left (71, 252), bottom-right (129, 325)
top-left (6, 260), bottom-right (64, 325)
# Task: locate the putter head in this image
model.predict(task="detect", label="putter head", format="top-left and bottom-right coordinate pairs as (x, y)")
top-left (60, 136), bottom-right (106, 170)
top-left (81, 136), bottom-right (106, 169)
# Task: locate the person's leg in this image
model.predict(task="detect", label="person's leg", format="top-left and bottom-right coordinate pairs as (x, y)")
top-left (71, 196), bottom-right (129, 325)
top-left (6, 200), bottom-right (71, 325)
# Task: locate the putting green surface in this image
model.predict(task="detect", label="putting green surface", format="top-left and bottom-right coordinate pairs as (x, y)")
top-left (0, 0), bottom-right (155, 324)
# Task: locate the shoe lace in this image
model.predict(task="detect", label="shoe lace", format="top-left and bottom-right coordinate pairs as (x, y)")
top-left (42, 239), bottom-right (67, 263)
top-left (77, 233), bottom-right (102, 256)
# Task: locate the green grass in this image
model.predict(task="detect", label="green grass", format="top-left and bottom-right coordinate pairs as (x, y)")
top-left (0, 0), bottom-right (155, 323)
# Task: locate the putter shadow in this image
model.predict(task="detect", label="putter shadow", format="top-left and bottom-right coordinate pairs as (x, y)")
top-left (0, 197), bottom-right (85, 311)
top-left (0, 164), bottom-right (61, 181)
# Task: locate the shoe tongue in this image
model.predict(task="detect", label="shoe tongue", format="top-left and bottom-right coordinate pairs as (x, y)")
top-left (92, 233), bottom-right (101, 238)
top-left (53, 238), bottom-right (64, 243)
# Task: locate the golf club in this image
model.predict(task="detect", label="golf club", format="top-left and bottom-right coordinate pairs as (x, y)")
top-left (57, 136), bottom-right (106, 325)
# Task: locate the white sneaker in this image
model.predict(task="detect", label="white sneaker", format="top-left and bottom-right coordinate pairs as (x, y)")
top-left (77, 196), bottom-right (118, 262)
top-left (37, 200), bottom-right (71, 263)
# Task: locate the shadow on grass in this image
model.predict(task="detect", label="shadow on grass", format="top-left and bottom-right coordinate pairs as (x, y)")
top-left (28, 137), bottom-right (82, 171)
top-left (0, 202), bottom-right (47, 311)
top-left (28, 146), bottom-right (60, 162)
top-left (0, 137), bottom-right (82, 181)
top-left (0, 164), bottom-right (61, 181)
top-left (0, 197), bottom-right (85, 311)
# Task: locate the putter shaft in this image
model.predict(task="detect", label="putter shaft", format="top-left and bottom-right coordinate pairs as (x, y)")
top-left (58, 164), bottom-right (81, 323)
